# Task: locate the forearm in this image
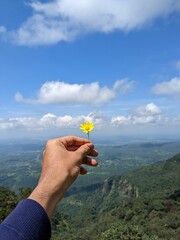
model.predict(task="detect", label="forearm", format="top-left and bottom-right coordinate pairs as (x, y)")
top-left (28, 185), bottom-right (64, 218)
top-left (28, 172), bottom-right (71, 218)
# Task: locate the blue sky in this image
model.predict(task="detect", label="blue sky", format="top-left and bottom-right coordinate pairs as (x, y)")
top-left (0, 0), bottom-right (180, 140)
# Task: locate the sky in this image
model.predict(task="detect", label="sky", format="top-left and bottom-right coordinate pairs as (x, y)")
top-left (0, 0), bottom-right (180, 141)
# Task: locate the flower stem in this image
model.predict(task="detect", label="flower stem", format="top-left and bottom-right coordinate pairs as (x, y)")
top-left (87, 132), bottom-right (89, 140)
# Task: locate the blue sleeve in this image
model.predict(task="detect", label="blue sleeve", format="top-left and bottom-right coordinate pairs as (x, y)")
top-left (0, 199), bottom-right (51, 240)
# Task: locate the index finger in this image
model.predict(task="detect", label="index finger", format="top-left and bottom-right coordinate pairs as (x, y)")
top-left (59, 135), bottom-right (91, 148)
top-left (67, 145), bottom-right (98, 157)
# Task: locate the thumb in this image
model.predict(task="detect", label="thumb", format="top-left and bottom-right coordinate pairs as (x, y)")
top-left (76, 143), bottom-right (94, 159)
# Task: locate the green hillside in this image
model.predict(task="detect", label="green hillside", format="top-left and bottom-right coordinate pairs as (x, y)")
top-left (52, 154), bottom-right (180, 240)
top-left (0, 154), bottom-right (180, 239)
top-left (124, 153), bottom-right (180, 197)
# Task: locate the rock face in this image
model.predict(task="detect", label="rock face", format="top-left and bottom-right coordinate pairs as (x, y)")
top-left (102, 177), bottom-right (139, 198)
top-left (118, 179), bottom-right (139, 198)
top-left (102, 178), bottom-right (114, 196)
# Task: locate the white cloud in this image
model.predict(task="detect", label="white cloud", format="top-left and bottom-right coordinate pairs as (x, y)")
top-left (111, 103), bottom-right (166, 125)
top-left (2, 104), bottom-right (165, 133)
top-left (111, 115), bottom-right (130, 125)
top-left (0, 113), bottom-right (105, 131)
top-left (0, 121), bottom-right (14, 129)
top-left (39, 113), bottom-right (83, 128)
top-left (131, 103), bottom-right (163, 124)
top-left (15, 79), bottom-right (134, 105)
top-left (8, 0), bottom-right (180, 46)
top-left (113, 78), bottom-right (135, 94)
top-left (0, 114), bottom-right (77, 131)
top-left (152, 77), bottom-right (180, 95)
top-left (0, 106), bottom-right (179, 137)
top-left (0, 117), bottom-right (37, 130)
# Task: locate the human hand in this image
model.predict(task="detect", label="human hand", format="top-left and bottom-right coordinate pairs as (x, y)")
top-left (28, 136), bottom-right (98, 217)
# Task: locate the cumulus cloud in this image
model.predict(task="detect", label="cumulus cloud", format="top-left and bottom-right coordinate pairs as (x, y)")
top-left (111, 115), bottom-right (130, 125)
top-left (7, 0), bottom-right (180, 46)
top-left (152, 77), bottom-right (180, 95)
top-left (39, 113), bottom-right (83, 129)
top-left (111, 103), bottom-right (166, 125)
top-left (0, 105), bottom-right (178, 134)
top-left (0, 112), bottom-right (107, 131)
top-left (130, 103), bottom-right (163, 124)
top-left (0, 114), bottom-right (78, 131)
top-left (0, 117), bottom-right (37, 130)
top-left (15, 79), bottom-right (134, 105)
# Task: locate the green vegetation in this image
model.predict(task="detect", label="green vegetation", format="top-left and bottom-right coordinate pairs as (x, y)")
top-left (51, 154), bottom-right (180, 240)
top-left (0, 187), bottom-right (32, 222)
top-left (0, 187), bottom-right (17, 222)
top-left (0, 142), bottom-right (180, 239)
top-left (0, 141), bottom-right (180, 192)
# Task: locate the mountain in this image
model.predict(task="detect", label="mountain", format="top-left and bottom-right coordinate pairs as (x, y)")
top-left (0, 154), bottom-right (180, 239)
top-left (101, 153), bottom-right (180, 200)
top-left (52, 154), bottom-right (180, 240)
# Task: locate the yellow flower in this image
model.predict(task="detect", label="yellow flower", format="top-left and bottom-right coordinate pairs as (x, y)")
top-left (80, 121), bottom-right (94, 139)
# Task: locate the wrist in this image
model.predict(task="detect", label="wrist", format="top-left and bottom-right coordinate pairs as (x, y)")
top-left (28, 183), bottom-right (64, 218)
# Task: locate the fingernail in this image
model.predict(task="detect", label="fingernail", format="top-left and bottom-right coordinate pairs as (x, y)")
top-left (92, 159), bottom-right (98, 165)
